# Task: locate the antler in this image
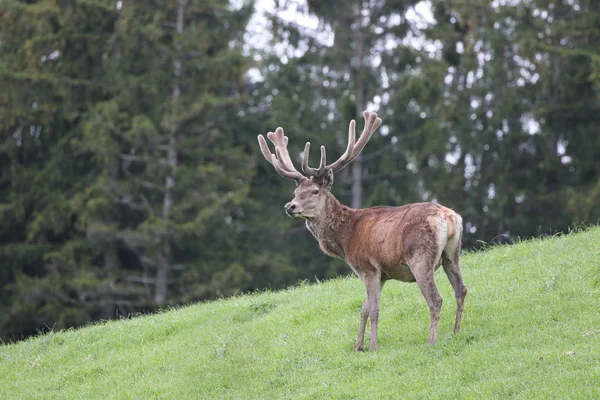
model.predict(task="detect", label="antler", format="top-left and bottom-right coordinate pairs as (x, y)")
top-left (303, 110), bottom-right (382, 176)
top-left (257, 127), bottom-right (306, 181)
top-left (258, 111), bottom-right (382, 183)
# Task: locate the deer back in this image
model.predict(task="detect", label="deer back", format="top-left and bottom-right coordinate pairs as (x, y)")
top-left (342, 202), bottom-right (462, 279)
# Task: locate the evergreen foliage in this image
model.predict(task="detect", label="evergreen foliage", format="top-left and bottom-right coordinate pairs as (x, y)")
top-left (1, 0), bottom-right (600, 340)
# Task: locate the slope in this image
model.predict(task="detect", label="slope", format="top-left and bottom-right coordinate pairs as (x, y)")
top-left (1, 228), bottom-right (599, 399)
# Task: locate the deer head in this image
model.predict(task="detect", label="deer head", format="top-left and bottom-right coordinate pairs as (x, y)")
top-left (257, 111), bottom-right (382, 218)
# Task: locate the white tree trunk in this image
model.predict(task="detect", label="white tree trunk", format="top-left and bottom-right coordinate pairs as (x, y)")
top-left (155, 0), bottom-right (185, 305)
top-left (351, 7), bottom-right (366, 209)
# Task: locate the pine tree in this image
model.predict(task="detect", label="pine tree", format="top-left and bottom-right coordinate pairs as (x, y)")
top-left (79, 0), bottom-right (255, 306)
top-left (412, 0), bottom-right (600, 244)
top-left (0, 0), bottom-right (122, 339)
top-left (0, 0), bottom-right (255, 340)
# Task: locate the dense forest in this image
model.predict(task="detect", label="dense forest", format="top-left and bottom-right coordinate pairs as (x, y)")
top-left (1, 0), bottom-right (599, 341)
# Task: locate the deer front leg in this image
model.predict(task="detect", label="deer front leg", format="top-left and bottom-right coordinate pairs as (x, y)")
top-left (364, 271), bottom-right (382, 351)
top-left (354, 277), bottom-right (386, 351)
top-left (354, 299), bottom-right (369, 351)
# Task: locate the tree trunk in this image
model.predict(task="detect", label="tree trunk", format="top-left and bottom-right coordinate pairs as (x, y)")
top-left (351, 6), bottom-right (366, 209)
top-left (155, 0), bottom-right (184, 305)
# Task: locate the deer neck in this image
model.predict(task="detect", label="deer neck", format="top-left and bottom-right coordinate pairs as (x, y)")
top-left (305, 192), bottom-right (354, 259)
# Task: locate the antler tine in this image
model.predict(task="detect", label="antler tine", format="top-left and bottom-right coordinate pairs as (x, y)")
top-left (258, 134), bottom-right (274, 165)
top-left (257, 127), bottom-right (306, 181)
top-left (327, 111), bottom-right (382, 173)
top-left (267, 128), bottom-right (295, 168)
top-left (259, 132), bottom-right (293, 171)
top-left (324, 117), bottom-right (358, 173)
top-left (301, 142), bottom-right (327, 176)
top-left (349, 110), bottom-right (382, 161)
top-left (272, 150), bottom-right (305, 180)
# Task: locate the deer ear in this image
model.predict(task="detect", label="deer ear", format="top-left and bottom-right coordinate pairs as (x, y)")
top-left (321, 169), bottom-right (334, 190)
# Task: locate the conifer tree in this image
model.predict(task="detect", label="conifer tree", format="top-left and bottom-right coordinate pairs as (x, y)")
top-left (0, 0), bottom-right (254, 340)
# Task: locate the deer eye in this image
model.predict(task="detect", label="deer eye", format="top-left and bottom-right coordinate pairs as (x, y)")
top-left (312, 189), bottom-right (319, 195)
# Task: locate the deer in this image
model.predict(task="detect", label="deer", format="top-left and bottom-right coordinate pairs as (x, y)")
top-left (257, 110), bottom-right (467, 351)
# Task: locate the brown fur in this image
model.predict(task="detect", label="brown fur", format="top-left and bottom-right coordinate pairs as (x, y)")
top-left (301, 187), bottom-right (460, 282)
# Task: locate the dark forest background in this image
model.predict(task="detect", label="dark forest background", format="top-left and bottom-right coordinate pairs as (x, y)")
top-left (2, 0), bottom-right (599, 341)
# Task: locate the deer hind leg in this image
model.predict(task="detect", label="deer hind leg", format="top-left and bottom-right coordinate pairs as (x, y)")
top-left (442, 250), bottom-right (467, 334)
top-left (411, 257), bottom-right (443, 345)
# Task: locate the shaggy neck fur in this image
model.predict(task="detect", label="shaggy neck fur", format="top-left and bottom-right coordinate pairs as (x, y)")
top-left (305, 191), bottom-right (355, 259)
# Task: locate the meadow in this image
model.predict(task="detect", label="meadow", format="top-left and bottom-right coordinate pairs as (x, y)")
top-left (1, 228), bottom-right (599, 399)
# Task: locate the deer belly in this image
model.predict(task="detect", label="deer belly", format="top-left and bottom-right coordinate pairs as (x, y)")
top-left (382, 263), bottom-right (416, 282)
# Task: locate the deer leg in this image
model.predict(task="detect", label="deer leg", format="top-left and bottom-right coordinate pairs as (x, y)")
top-left (354, 278), bottom-right (385, 352)
top-left (442, 256), bottom-right (467, 334)
top-left (364, 271), bottom-right (382, 351)
top-left (411, 259), bottom-right (443, 345)
top-left (354, 299), bottom-right (369, 352)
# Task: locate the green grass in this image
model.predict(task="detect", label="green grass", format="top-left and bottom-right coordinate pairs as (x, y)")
top-left (2, 228), bottom-right (600, 399)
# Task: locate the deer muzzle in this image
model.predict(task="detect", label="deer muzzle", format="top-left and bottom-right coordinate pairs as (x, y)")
top-left (284, 202), bottom-right (298, 216)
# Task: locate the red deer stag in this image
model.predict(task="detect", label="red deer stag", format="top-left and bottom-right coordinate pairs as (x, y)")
top-left (257, 111), bottom-right (467, 351)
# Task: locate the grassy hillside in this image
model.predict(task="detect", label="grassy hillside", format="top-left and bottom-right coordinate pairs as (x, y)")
top-left (1, 228), bottom-right (600, 399)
